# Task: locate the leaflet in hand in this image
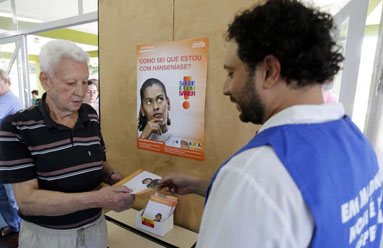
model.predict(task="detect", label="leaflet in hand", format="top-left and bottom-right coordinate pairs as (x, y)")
top-left (114, 169), bottom-right (162, 195)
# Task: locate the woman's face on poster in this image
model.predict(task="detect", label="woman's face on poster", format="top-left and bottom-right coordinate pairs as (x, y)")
top-left (141, 84), bottom-right (170, 126)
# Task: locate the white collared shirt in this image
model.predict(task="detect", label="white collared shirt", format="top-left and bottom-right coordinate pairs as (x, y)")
top-left (197, 104), bottom-right (345, 248)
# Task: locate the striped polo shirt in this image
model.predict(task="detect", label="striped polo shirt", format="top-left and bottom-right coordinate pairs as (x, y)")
top-left (0, 94), bottom-right (106, 229)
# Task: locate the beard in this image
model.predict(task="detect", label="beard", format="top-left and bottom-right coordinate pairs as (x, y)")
top-left (232, 73), bottom-right (265, 124)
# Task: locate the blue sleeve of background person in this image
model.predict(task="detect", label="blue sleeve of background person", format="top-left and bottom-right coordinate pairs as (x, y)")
top-left (0, 92), bottom-right (22, 127)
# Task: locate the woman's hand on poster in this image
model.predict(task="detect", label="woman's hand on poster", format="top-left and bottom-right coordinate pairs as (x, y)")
top-left (140, 118), bottom-right (163, 139)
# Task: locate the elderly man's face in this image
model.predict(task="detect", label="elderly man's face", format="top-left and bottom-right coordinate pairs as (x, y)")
top-left (45, 56), bottom-right (89, 113)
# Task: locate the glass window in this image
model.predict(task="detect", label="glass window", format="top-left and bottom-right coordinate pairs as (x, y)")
top-left (26, 22), bottom-right (98, 101)
top-left (89, 57), bottom-right (99, 79)
top-left (301, 0), bottom-right (350, 15)
top-left (28, 62), bottom-right (37, 96)
top-left (0, 0), bottom-right (87, 33)
top-left (0, 0), bottom-right (98, 34)
top-left (9, 55), bottom-right (21, 100)
top-left (302, 0), bottom-right (352, 104)
top-left (0, 41), bottom-right (20, 98)
top-left (15, 0), bottom-right (78, 23)
top-left (83, 0), bottom-right (98, 14)
top-left (330, 18), bottom-right (349, 101)
top-left (352, 1), bottom-right (382, 132)
top-left (0, 0), bottom-right (15, 32)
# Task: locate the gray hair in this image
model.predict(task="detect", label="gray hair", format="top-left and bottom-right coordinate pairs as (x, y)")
top-left (39, 39), bottom-right (90, 77)
top-left (0, 69), bottom-right (10, 85)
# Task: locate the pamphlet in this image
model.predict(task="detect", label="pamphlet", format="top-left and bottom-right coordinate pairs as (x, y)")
top-left (114, 169), bottom-right (162, 195)
top-left (142, 192), bottom-right (178, 222)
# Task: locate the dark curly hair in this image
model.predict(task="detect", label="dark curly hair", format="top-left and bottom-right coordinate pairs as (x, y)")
top-left (227, 0), bottom-right (344, 87)
top-left (138, 78), bottom-right (170, 131)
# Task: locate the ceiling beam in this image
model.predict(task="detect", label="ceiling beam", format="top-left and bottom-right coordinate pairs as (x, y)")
top-left (36, 29), bottom-right (97, 46)
top-left (0, 15), bottom-right (97, 46)
top-left (367, 0), bottom-right (381, 16)
top-left (0, 12), bottom-right (97, 40)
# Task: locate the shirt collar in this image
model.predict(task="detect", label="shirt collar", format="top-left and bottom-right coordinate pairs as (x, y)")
top-left (38, 93), bottom-right (90, 130)
top-left (258, 103), bottom-right (346, 133)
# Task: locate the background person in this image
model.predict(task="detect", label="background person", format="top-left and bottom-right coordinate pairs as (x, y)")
top-left (84, 79), bottom-right (99, 114)
top-left (0, 39), bottom-right (135, 248)
top-left (322, 81), bottom-right (338, 103)
top-left (0, 69), bottom-right (22, 237)
top-left (159, 0), bottom-right (382, 247)
top-left (31, 89), bottom-right (40, 105)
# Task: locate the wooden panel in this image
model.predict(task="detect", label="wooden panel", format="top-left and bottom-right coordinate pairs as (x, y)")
top-left (98, 1), bottom-right (173, 177)
top-left (171, 0), bottom-right (262, 232)
top-left (99, 0), bottom-right (261, 233)
top-left (174, 0), bottom-right (261, 159)
top-left (99, 0), bottom-right (174, 227)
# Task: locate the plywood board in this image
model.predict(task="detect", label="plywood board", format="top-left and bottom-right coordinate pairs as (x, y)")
top-left (99, 0), bottom-right (262, 232)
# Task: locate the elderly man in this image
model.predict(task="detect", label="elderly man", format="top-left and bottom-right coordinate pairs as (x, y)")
top-left (0, 40), bottom-right (135, 248)
top-left (160, 0), bottom-right (383, 247)
top-left (0, 69), bottom-right (22, 237)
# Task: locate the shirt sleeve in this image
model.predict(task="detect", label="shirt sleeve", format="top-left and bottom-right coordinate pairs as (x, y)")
top-left (197, 147), bottom-right (314, 248)
top-left (0, 116), bottom-right (37, 183)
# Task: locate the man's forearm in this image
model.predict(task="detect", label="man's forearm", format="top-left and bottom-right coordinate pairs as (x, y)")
top-left (192, 177), bottom-right (210, 197)
top-left (13, 187), bottom-right (101, 216)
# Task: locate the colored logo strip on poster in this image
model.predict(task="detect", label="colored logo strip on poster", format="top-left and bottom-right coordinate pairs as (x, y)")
top-left (137, 138), bottom-right (204, 161)
top-left (179, 76), bottom-right (195, 109)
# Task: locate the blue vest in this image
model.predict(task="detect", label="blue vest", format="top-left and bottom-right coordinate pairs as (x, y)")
top-left (207, 116), bottom-right (383, 247)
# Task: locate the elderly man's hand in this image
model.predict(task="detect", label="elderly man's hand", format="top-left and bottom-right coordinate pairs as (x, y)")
top-left (97, 186), bottom-right (135, 212)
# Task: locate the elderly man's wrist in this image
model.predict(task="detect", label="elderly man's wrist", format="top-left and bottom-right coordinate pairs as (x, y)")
top-left (106, 170), bottom-right (117, 185)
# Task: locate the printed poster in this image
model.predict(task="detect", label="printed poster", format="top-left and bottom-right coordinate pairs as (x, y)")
top-left (136, 38), bottom-right (208, 160)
